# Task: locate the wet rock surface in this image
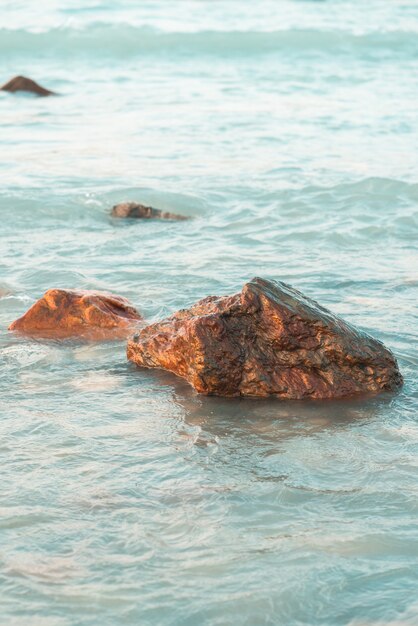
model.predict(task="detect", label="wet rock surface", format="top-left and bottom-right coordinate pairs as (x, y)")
top-left (127, 277), bottom-right (403, 399)
top-left (1, 75), bottom-right (56, 96)
top-left (111, 202), bottom-right (189, 221)
top-left (9, 289), bottom-right (142, 340)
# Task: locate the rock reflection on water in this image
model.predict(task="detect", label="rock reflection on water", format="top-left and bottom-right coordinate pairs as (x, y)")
top-left (142, 367), bottom-right (398, 497)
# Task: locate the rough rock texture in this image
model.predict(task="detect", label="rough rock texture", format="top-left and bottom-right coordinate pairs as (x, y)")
top-left (111, 202), bottom-right (189, 221)
top-left (9, 289), bottom-right (142, 340)
top-left (1, 76), bottom-right (55, 96)
top-left (127, 278), bottom-right (403, 399)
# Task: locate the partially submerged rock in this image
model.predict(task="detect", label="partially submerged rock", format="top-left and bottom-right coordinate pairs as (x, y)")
top-left (1, 75), bottom-right (56, 96)
top-left (111, 202), bottom-right (189, 221)
top-left (9, 289), bottom-right (142, 340)
top-left (127, 278), bottom-right (402, 399)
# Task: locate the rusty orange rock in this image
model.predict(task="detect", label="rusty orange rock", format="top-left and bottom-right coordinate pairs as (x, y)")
top-left (9, 289), bottom-right (142, 340)
top-left (111, 202), bottom-right (189, 221)
top-left (1, 76), bottom-right (56, 96)
top-left (127, 277), bottom-right (403, 399)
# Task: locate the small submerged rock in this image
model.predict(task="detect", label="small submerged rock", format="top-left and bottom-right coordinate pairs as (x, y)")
top-left (0, 285), bottom-right (13, 298)
top-left (9, 289), bottom-right (142, 340)
top-left (127, 277), bottom-right (403, 400)
top-left (1, 75), bottom-right (56, 96)
top-left (111, 202), bottom-right (189, 221)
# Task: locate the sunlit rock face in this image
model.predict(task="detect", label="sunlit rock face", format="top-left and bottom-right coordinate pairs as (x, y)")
top-left (111, 202), bottom-right (189, 221)
top-left (1, 75), bottom-right (55, 96)
top-left (9, 289), bottom-right (142, 340)
top-left (127, 277), bottom-right (403, 399)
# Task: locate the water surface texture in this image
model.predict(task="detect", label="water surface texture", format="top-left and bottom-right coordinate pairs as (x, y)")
top-left (1, 1), bottom-right (418, 624)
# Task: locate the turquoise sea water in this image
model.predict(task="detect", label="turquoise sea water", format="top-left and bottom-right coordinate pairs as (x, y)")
top-left (1, 1), bottom-right (418, 624)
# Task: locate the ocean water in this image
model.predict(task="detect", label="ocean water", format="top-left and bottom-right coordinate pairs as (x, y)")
top-left (1, 1), bottom-right (418, 624)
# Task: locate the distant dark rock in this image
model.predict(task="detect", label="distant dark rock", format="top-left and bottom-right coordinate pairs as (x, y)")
top-left (9, 289), bottom-right (142, 340)
top-left (127, 277), bottom-right (403, 400)
top-left (111, 202), bottom-right (189, 221)
top-left (1, 75), bottom-right (56, 97)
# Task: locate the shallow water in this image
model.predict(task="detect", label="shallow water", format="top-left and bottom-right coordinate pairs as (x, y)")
top-left (1, 1), bottom-right (418, 624)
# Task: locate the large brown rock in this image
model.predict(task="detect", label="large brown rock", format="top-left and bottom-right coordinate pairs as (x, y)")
top-left (127, 278), bottom-right (403, 399)
top-left (9, 289), bottom-right (142, 340)
top-left (1, 76), bottom-right (55, 96)
top-left (111, 202), bottom-right (189, 221)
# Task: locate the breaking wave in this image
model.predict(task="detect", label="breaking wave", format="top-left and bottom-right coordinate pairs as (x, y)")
top-left (2, 24), bottom-right (418, 57)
